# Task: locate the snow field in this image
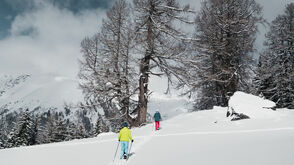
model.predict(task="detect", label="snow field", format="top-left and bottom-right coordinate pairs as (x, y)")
top-left (1, 92), bottom-right (294, 165)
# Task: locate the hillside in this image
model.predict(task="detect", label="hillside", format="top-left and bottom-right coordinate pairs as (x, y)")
top-left (0, 74), bottom-right (83, 114)
top-left (1, 92), bottom-right (294, 165)
top-left (0, 74), bottom-right (190, 134)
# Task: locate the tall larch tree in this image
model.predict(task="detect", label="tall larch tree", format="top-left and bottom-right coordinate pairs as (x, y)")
top-left (133, 0), bottom-right (194, 125)
top-left (180, 0), bottom-right (265, 109)
top-left (79, 0), bottom-right (137, 128)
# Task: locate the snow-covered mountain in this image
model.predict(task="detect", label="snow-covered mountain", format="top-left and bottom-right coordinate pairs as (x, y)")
top-left (0, 74), bottom-right (83, 114)
top-left (0, 73), bottom-right (191, 133)
top-left (0, 74), bottom-right (30, 97)
top-left (0, 74), bottom-right (103, 134)
top-left (1, 92), bottom-right (294, 165)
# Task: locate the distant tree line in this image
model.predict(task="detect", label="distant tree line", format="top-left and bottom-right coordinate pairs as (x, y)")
top-left (0, 109), bottom-right (106, 149)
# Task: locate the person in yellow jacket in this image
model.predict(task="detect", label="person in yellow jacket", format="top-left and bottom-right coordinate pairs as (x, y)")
top-left (118, 122), bottom-right (133, 159)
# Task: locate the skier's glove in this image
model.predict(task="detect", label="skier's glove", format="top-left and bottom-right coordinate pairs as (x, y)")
top-left (131, 140), bottom-right (134, 143)
top-left (118, 140), bottom-right (120, 142)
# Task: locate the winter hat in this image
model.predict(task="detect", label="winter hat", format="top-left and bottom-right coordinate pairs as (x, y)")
top-left (123, 122), bottom-right (128, 127)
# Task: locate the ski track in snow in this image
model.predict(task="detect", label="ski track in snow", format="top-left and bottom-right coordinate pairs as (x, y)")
top-left (153, 127), bottom-right (294, 137)
top-left (109, 129), bottom-right (155, 165)
top-left (43, 127), bottom-right (294, 148)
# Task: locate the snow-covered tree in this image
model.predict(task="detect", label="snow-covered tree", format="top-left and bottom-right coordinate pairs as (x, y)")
top-left (52, 116), bottom-right (68, 142)
top-left (5, 109), bottom-right (35, 147)
top-left (72, 123), bottom-right (88, 139)
top-left (257, 3), bottom-right (294, 108)
top-left (0, 117), bottom-right (8, 148)
top-left (79, 0), bottom-right (137, 126)
top-left (92, 118), bottom-right (102, 136)
top-left (66, 122), bottom-right (78, 140)
top-left (92, 114), bottom-right (109, 136)
top-left (179, 0), bottom-right (265, 109)
top-left (41, 111), bottom-right (56, 143)
top-left (5, 127), bottom-right (19, 148)
top-left (29, 114), bottom-right (39, 145)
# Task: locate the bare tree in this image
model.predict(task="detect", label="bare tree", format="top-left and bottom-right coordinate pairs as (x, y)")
top-left (178, 0), bottom-right (265, 110)
top-left (132, 0), bottom-right (194, 125)
top-left (79, 0), bottom-right (137, 129)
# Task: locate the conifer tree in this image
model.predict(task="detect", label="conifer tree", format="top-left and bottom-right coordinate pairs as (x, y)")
top-left (257, 3), bottom-right (294, 108)
top-left (30, 115), bottom-right (39, 145)
top-left (42, 112), bottom-right (56, 143)
top-left (66, 122), bottom-right (78, 140)
top-left (76, 124), bottom-right (88, 139)
top-left (6, 109), bottom-right (34, 147)
top-left (93, 118), bottom-right (102, 136)
top-left (0, 117), bottom-right (8, 148)
top-left (5, 127), bottom-right (19, 148)
top-left (52, 116), bottom-right (68, 142)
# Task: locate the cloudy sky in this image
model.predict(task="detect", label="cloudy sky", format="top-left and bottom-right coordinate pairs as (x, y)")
top-left (0, 0), bottom-right (293, 78)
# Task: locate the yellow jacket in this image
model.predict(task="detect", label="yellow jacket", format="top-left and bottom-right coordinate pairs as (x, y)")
top-left (118, 127), bottom-right (133, 142)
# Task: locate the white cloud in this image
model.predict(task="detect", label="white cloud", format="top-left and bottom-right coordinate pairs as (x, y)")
top-left (0, 0), bottom-right (292, 78)
top-left (0, 1), bottom-right (106, 78)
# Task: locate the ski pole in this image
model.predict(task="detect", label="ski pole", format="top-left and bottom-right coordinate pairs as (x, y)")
top-left (127, 141), bottom-right (133, 161)
top-left (113, 141), bottom-right (120, 162)
top-left (128, 141), bottom-right (133, 155)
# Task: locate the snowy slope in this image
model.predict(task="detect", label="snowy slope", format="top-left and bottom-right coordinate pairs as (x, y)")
top-left (0, 74), bottom-right (30, 97)
top-left (0, 74), bottom-right (188, 117)
top-left (0, 74), bottom-right (83, 114)
top-left (1, 92), bottom-right (294, 165)
top-left (0, 75), bottom-right (82, 110)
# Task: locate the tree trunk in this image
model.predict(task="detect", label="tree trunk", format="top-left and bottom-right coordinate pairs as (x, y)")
top-left (137, 9), bottom-right (154, 125)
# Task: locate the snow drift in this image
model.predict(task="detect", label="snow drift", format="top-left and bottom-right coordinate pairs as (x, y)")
top-left (228, 91), bottom-right (277, 120)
